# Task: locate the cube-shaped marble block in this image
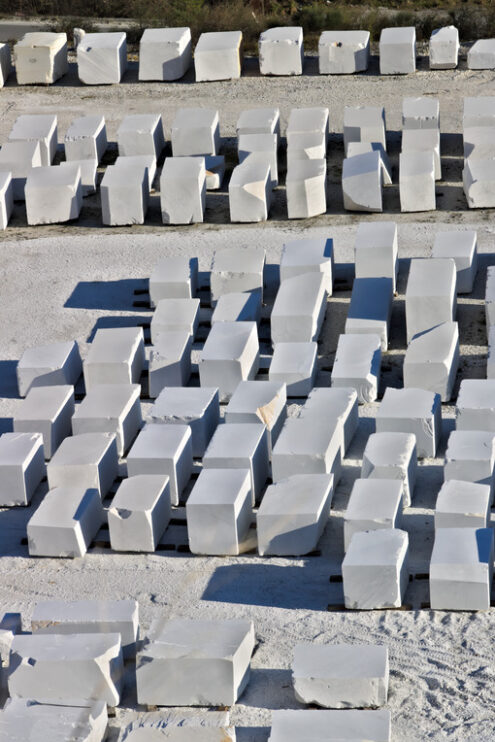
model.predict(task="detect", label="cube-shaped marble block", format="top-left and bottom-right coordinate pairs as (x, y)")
top-left (9, 113), bottom-right (57, 167)
top-left (238, 133), bottom-right (278, 187)
top-left (269, 341), bottom-right (317, 398)
top-left (77, 32), bottom-right (127, 85)
top-left (435, 479), bottom-right (491, 529)
top-left (225, 379), bottom-right (287, 456)
top-left (379, 26), bottom-right (416, 74)
top-left (268, 709), bottom-right (391, 742)
top-left (229, 158), bottom-right (272, 223)
top-left (463, 97), bottom-right (495, 128)
top-left (160, 157), bottom-right (206, 225)
top-left (136, 617), bottom-right (255, 706)
top-left (0, 698), bottom-right (108, 742)
top-left (271, 418), bottom-right (341, 485)
top-left (430, 25), bottom-right (459, 69)
top-left (84, 327), bottom-right (145, 391)
top-left (302, 387), bottom-right (359, 457)
top-left (342, 151), bottom-right (383, 213)
top-left (0, 432), bottom-right (45, 507)
top-left (257, 473), bottom-right (333, 556)
top-left (210, 245), bottom-right (265, 303)
top-left (25, 164), bottom-right (82, 226)
top-left (399, 151), bottom-right (436, 212)
top-left (468, 40), bottom-right (495, 70)
top-left (259, 26), bottom-right (303, 76)
top-left (342, 529), bottom-right (410, 609)
top-left (343, 106), bottom-right (386, 155)
top-left (318, 30), bottom-right (370, 74)
top-left (211, 290), bottom-right (262, 325)
top-left (27, 486), bottom-right (104, 557)
top-left (487, 266), bottom-right (495, 338)
top-left (9, 632), bottom-right (123, 706)
top-left (444, 430), bottom-right (495, 500)
top-left (47, 432), bottom-right (118, 497)
top-left (402, 96), bottom-right (440, 130)
top-left (113, 153), bottom-right (156, 191)
top-left (463, 158), bottom-right (495, 208)
top-left (280, 237), bottom-right (333, 296)
top-left (286, 158), bottom-right (327, 219)
top-left (148, 330), bottom-right (192, 397)
top-left (237, 107), bottom-right (281, 139)
top-left (186, 468), bottom-right (252, 555)
top-left (362, 432), bottom-right (417, 508)
top-left (331, 332), bottom-right (381, 404)
top-left (65, 115), bottom-right (107, 163)
top-left (287, 107), bottom-right (330, 141)
top-left (345, 276), bottom-right (393, 351)
top-left (432, 230), bottom-right (477, 294)
top-left (171, 108), bottom-right (220, 157)
top-left (0, 140), bottom-right (42, 201)
top-left (146, 387), bottom-right (219, 458)
top-left (0, 42), bottom-right (11, 87)
top-left (271, 272), bottom-right (327, 344)
top-left (14, 32), bottom-right (67, 85)
top-left (17, 340), bottom-right (82, 398)
top-left (376, 387), bottom-right (441, 459)
top-left (13, 384), bottom-right (74, 459)
top-left (345, 478), bottom-right (403, 551)
top-left (430, 527), bottom-right (494, 610)
top-left (108, 474), bottom-right (171, 553)
top-left (199, 321), bottom-right (259, 402)
top-left (457, 379), bottom-right (495, 432)
top-left (463, 126), bottom-right (495, 161)
top-left (405, 258), bottom-right (456, 343)
top-left (404, 322), bottom-right (459, 403)
top-left (101, 164), bottom-right (148, 226)
top-left (139, 27), bottom-right (191, 81)
top-left (0, 172), bottom-right (14, 230)
top-left (292, 643), bottom-right (389, 708)
top-left (60, 158), bottom-right (97, 197)
top-left (346, 142), bottom-right (392, 185)
top-left (194, 31), bottom-right (243, 81)
top-left (150, 298), bottom-right (200, 343)
top-left (117, 113), bottom-right (165, 159)
top-left (402, 128), bottom-right (441, 180)
top-left (488, 326), bottom-right (495, 379)
top-left (286, 131), bottom-right (326, 166)
top-left (354, 221), bottom-right (398, 291)
top-left (150, 256), bottom-right (198, 306)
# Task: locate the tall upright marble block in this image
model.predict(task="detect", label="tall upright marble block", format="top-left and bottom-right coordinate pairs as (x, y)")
top-left (432, 230), bottom-right (477, 294)
top-left (302, 386), bottom-right (359, 457)
top-left (342, 151), bottom-right (383, 213)
top-left (148, 330), bottom-right (192, 396)
top-left (139, 27), bottom-right (191, 81)
top-left (0, 42), bottom-right (11, 87)
top-left (150, 297), bottom-right (200, 343)
top-left (271, 272), bottom-right (327, 344)
top-left (343, 106), bottom-right (386, 155)
top-left (236, 108), bottom-right (280, 139)
top-left (199, 321), bottom-right (259, 402)
top-left (65, 115), bottom-right (107, 163)
top-left (101, 163), bottom-right (148, 226)
top-left (210, 246), bottom-right (265, 303)
top-left (13, 384), bottom-right (74, 459)
top-left (430, 26), bottom-right (459, 69)
top-left (362, 432), bottom-right (417, 507)
top-left (108, 475), bottom-right (171, 553)
top-left (259, 26), bottom-right (304, 76)
top-left (463, 158), bottom-right (495, 208)
top-left (0, 432), bottom-right (45, 507)
top-left (345, 277), bottom-right (393, 351)
top-left (0, 140), bottom-right (42, 201)
top-left (25, 164), bottom-right (82, 226)
top-left (268, 709), bottom-right (391, 742)
top-left (0, 171), bottom-right (13, 230)
top-left (225, 380), bottom-right (287, 456)
top-left (84, 327), bottom-right (145, 391)
top-left (269, 341), bottom-right (317, 398)
top-left (344, 478), bottom-right (403, 550)
top-left (117, 113), bottom-right (165, 159)
top-left (0, 698), bottom-right (108, 742)
top-left (286, 159), bottom-right (327, 219)
top-left (456, 379), bottom-right (495, 432)
top-left (17, 340), bottom-right (82, 397)
top-left (318, 30), bottom-right (370, 74)
top-left (444, 430), bottom-right (495, 500)
top-left (113, 153), bottom-right (156, 192)
top-left (150, 256), bottom-right (198, 306)
top-left (194, 31), bottom-right (243, 81)
top-left (435, 479), bottom-right (491, 529)
top-left (9, 114), bottom-right (57, 166)
top-left (354, 221), bottom-right (398, 291)
top-left (229, 158), bottom-right (272, 223)
top-left (280, 237), bottom-right (333, 295)
top-left (238, 133), bottom-right (278, 186)
top-left (47, 432), bottom-right (118, 497)
top-left (160, 157), bottom-right (206, 225)
top-left (171, 108), bottom-right (220, 157)
top-left (402, 128), bottom-right (441, 180)
top-left (468, 40), bottom-right (495, 70)
top-left (14, 32), bottom-right (67, 85)
top-left (60, 158), bottom-right (96, 198)
top-left (77, 32), bottom-right (127, 85)
top-left (399, 151), bottom-right (436, 212)
top-left (376, 387), bottom-right (441, 459)
top-left (402, 96), bottom-right (440, 130)
top-left (379, 27), bottom-right (416, 74)
top-left (405, 258), bottom-right (456, 343)
top-left (331, 332), bottom-right (381, 404)
top-left (404, 322), bottom-right (459, 403)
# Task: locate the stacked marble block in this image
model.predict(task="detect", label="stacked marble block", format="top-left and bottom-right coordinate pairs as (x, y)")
top-left (13, 32), bottom-right (68, 85)
top-left (463, 97), bottom-right (495, 207)
top-left (399, 97), bottom-right (439, 212)
top-left (286, 107), bottom-right (329, 218)
top-left (342, 106), bottom-right (387, 212)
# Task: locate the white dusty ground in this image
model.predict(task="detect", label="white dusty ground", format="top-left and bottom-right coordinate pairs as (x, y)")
top-left (1, 54), bottom-right (495, 741)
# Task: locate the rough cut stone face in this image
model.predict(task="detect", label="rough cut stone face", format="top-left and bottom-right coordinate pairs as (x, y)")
top-left (269, 341), bottom-right (317, 397)
top-left (148, 330), bottom-right (192, 397)
top-left (343, 105), bottom-right (386, 154)
top-left (64, 115), bottom-right (107, 163)
top-left (238, 132), bottom-right (278, 186)
top-left (117, 113), bottom-right (165, 160)
top-left (225, 379), bottom-right (287, 456)
top-left (150, 297), bottom-right (200, 343)
top-left (271, 272), bottom-right (327, 344)
top-left (171, 108), bottom-right (220, 157)
top-left (194, 31), bottom-right (243, 81)
top-left (430, 25), bottom-right (459, 69)
top-left (120, 714), bottom-right (235, 741)
top-left (268, 709), bottom-right (391, 742)
top-left (403, 322), bottom-right (459, 402)
top-left (229, 158), bottom-right (272, 223)
top-left (402, 128), bottom-right (441, 180)
top-left (259, 26), bottom-right (304, 76)
top-left (108, 475), bottom-right (171, 553)
top-left (444, 430), bottom-right (495, 501)
top-left (354, 221), bottom-right (398, 291)
top-left (361, 431), bottom-right (417, 508)
top-left (435, 479), bottom-right (491, 530)
top-left (211, 290), bottom-right (262, 325)
top-left (456, 379), bottom-right (495, 432)
top-left (331, 332), bottom-right (381, 404)
top-left (25, 165), bottom-right (82, 226)
top-left (318, 30), bottom-right (370, 74)
top-left (77, 32), bottom-right (127, 85)
top-left (160, 157), bottom-right (206, 225)
top-left (101, 163), bottom-right (148, 226)
top-left (139, 27), bottom-right (192, 81)
top-left (0, 432), bottom-right (45, 506)
top-left (487, 266), bottom-right (495, 339)
top-left (463, 97), bottom-right (495, 129)
top-left (280, 237), bottom-right (333, 295)
top-left (286, 158), bottom-right (327, 218)
top-left (345, 277), bottom-right (393, 351)
top-left (468, 39), bottom-right (495, 69)
top-left (84, 327), bottom-right (144, 391)
top-left (379, 26), bottom-right (416, 74)
top-left (376, 386), bottom-right (441, 459)
top-left (463, 158), bottom-right (495, 208)
top-left (405, 258), bottom-right (456, 344)
top-left (210, 246), bottom-right (265, 303)
top-left (14, 32), bottom-right (67, 85)
top-left (344, 478), bottom-right (403, 551)
top-left (402, 96), bottom-right (440, 130)
top-left (0, 698), bottom-right (108, 742)
top-left (9, 114), bottom-right (58, 167)
top-left (432, 230), bottom-right (477, 294)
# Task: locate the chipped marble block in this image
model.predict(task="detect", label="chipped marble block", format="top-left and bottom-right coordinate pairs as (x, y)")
top-left (146, 387), bottom-right (219, 458)
top-left (150, 298), bottom-right (200, 343)
top-left (136, 618), bottom-right (255, 706)
top-left (456, 379), bottom-right (495, 432)
top-left (0, 141), bottom-right (42, 201)
top-left (342, 529), bottom-right (410, 609)
top-left (287, 107), bottom-right (330, 142)
top-left (487, 267), bottom-right (495, 338)
top-left (463, 158), bottom-right (495, 208)
top-left (286, 131), bottom-right (326, 166)
top-left (468, 39), bottom-right (495, 70)
top-left (238, 132), bottom-right (278, 186)
top-left (402, 96), bottom-right (440, 130)
top-left (25, 164), bottom-right (82, 226)
top-left (150, 256), bottom-right (198, 306)
top-left (108, 475), bottom-right (171, 553)
top-left (404, 322), bottom-right (459, 402)
top-left (405, 258), bottom-right (456, 343)
top-left (117, 114), bottom-right (165, 160)
top-left (402, 128), bottom-right (441, 180)
top-left (268, 709), bottom-right (391, 742)
top-left (430, 25), bottom-right (459, 69)
top-left (286, 158), bottom-right (327, 219)
top-left (0, 699), bottom-right (108, 742)
top-left (225, 379), bottom-right (286, 456)
top-left (0, 172), bottom-right (13, 230)
top-left (345, 277), bottom-right (393, 351)
top-left (148, 331), bottom-right (192, 397)
top-left (211, 290), bottom-right (262, 325)
top-left (13, 384), bottom-right (74, 459)
top-left (0, 42), bottom-right (11, 86)
top-left (237, 107), bottom-right (281, 139)
top-left (229, 158), bottom-right (272, 223)
top-left (256, 473), bottom-right (333, 556)
top-left (463, 97), bottom-right (495, 129)
top-left (376, 387), bottom-right (441, 459)
top-left (362, 432), bottom-right (417, 508)
top-left (280, 237), bottom-right (333, 296)
top-left (60, 158), bottom-right (97, 197)
top-left (64, 115), bottom-right (107, 163)
top-left (199, 321), bottom-right (259, 402)
top-left (101, 164), bottom-right (148, 226)
top-left (9, 114), bottom-right (57, 168)
top-left (342, 151), bottom-right (383, 213)
top-left (292, 643), bottom-right (389, 708)
top-left (203, 422), bottom-right (269, 504)
top-left (259, 26), bottom-right (303, 76)
top-left (14, 32), bottom-right (67, 85)
top-left (0, 432), bottom-right (45, 507)
top-left (331, 333), bottom-right (381, 404)
top-left (269, 341), bottom-right (317, 398)
top-left (47, 432), bottom-right (118, 497)
top-left (444, 430), bottom-right (495, 501)
top-left (318, 30), bottom-right (370, 74)
top-left (354, 221), bottom-right (398, 291)
top-left (399, 151), bottom-right (436, 212)
top-left (194, 31), bottom-right (243, 81)
top-left (126, 424), bottom-right (192, 506)
top-left (379, 26), bottom-right (416, 74)
top-left (346, 142), bottom-right (392, 185)
top-left (432, 230), bottom-right (477, 294)
top-left (27, 486), bottom-right (104, 557)
top-left (186, 468), bottom-right (252, 555)
top-left (434, 479), bottom-right (491, 529)
top-left (77, 32), bottom-right (127, 85)
top-left (344, 478), bottom-right (403, 551)
top-left (160, 157), bottom-right (206, 225)
top-left (119, 713), bottom-right (235, 740)
top-left (171, 108), bottom-right (220, 157)
top-left (302, 386), bottom-right (359, 457)
top-left (17, 339), bottom-right (81, 397)
top-left (84, 327), bottom-right (145, 391)
top-left (430, 527), bottom-right (494, 610)
top-left (488, 326), bottom-right (495, 379)
top-left (9, 632), bottom-right (123, 706)
top-left (271, 417), bottom-right (341, 484)
top-left (271, 272), bottom-right (327, 344)
top-left (210, 245), bottom-right (265, 303)
top-left (139, 27), bottom-right (191, 81)
top-left (204, 154), bottom-right (225, 190)
top-left (343, 106), bottom-right (386, 154)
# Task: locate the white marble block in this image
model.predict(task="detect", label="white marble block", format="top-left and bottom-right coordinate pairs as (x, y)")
top-left (287, 107), bottom-right (329, 142)
top-left (343, 106), bottom-right (386, 154)
top-left (186, 468), bottom-right (252, 555)
top-left (292, 643), bottom-right (388, 708)
top-left (84, 327), bottom-right (144, 391)
top-left (430, 527), bottom-right (494, 610)
top-left (468, 39), bottom-right (495, 69)
top-left (237, 107), bottom-right (280, 139)
top-left (0, 698), bottom-right (107, 742)
top-left (286, 131), bottom-right (326, 166)
top-left (150, 256), bottom-right (198, 306)
top-left (17, 340), bottom-right (81, 397)
top-left (487, 266), bottom-right (495, 338)
top-left (117, 113), bottom-right (165, 160)
top-left (150, 298), bottom-right (200, 343)
top-left (286, 159), bottom-right (327, 219)
top-left (463, 158), bottom-right (495, 208)
top-left (160, 157), bottom-right (206, 225)
top-left (9, 113), bottom-right (57, 167)
top-left (430, 25), bottom-right (459, 69)
top-left (211, 290), bottom-right (262, 325)
top-left (463, 97), bottom-right (495, 129)
top-left (345, 276), bottom-right (393, 350)
top-left (269, 341), bottom-right (317, 397)
top-left (432, 230), bottom-right (477, 294)
top-left (354, 221), bottom-right (398, 291)
top-left (346, 142), bottom-right (392, 184)
top-left (238, 132), bottom-right (278, 186)
top-left (379, 26), bottom-right (416, 74)
top-left (139, 27), bottom-right (191, 81)
top-left (463, 126), bottom-right (495, 161)
top-left (399, 151), bottom-right (436, 212)
top-left (0, 432), bottom-right (45, 506)
top-left (0, 140), bottom-right (42, 201)
top-left (0, 42), bottom-right (11, 86)
top-left (101, 163), bottom-right (148, 226)
top-left (405, 258), bottom-right (456, 343)
top-left (402, 96), bottom-right (440, 130)
top-left (271, 272), bottom-right (327, 344)
top-left (148, 330), bottom-right (192, 397)
top-left (259, 26), bottom-right (303, 76)
top-left (280, 237), bottom-right (333, 295)
top-left (342, 151), bottom-right (383, 213)
top-left (444, 430), bottom-right (495, 499)
top-left (47, 432), bottom-right (118, 497)
top-left (457, 379), bottom-right (495, 432)
top-left (271, 417), bottom-right (341, 484)
top-left (344, 478), bottom-right (403, 550)
top-left (171, 108), bottom-right (220, 157)
top-left (210, 245), bottom-right (265, 303)
top-left (404, 322), bottom-right (459, 402)
top-left (13, 384), bottom-right (74, 459)
top-left (318, 30), bottom-right (370, 74)
top-left (229, 158), bottom-right (272, 223)
top-left (402, 128), bottom-right (441, 180)
top-left (257, 473), bottom-right (333, 556)
top-left (199, 321), bottom-right (259, 402)
top-left (362, 432), bottom-right (417, 508)
top-left (108, 475), bottom-right (171, 553)
top-left (77, 32), bottom-right (127, 84)
top-left (0, 172), bottom-right (13, 230)
top-left (302, 386), bottom-right (359, 456)
top-left (435, 479), bottom-right (491, 529)
top-left (25, 164), bottom-right (82, 226)
top-left (14, 32), bottom-right (67, 85)
top-left (225, 379), bottom-right (287, 456)
top-left (65, 115), bottom-right (107, 163)
top-left (27, 485), bottom-right (104, 557)
top-left (331, 332), bottom-right (381, 404)
top-left (113, 153), bottom-right (156, 192)
top-left (60, 158), bottom-right (97, 197)
top-left (194, 31), bottom-right (242, 81)
top-left (376, 387), bottom-right (441, 459)
top-left (268, 709), bottom-right (391, 742)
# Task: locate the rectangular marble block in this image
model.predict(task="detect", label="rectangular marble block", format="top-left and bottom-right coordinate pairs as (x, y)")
top-left (237, 107), bottom-right (280, 138)
top-left (362, 432), bottom-right (417, 508)
top-left (354, 221), bottom-right (398, 291)
top-left (139, 27), bottom-right (191, 81)
top-left (148, 330), bottom-right (192, 397)
top-left (101, 164), bottom-right (148, 226)
top-left (268, 709), bottom-right (391, 742)
top-left (287, 107), bottom-right (330, 140)
top-left (271, 417), bottom-right (341, 485)
top-left (269, 341), bottom-right (317, 397)
top-left (150, 256), bottom-right (198, 306)
top-left (463, 158), bottom-right (495, 208)
top-left (225, 379), bottom-right (287, 456)
top-left (457, 378), bottom-right (495, 432)
top-left (286, 131), bottom-right (326, 165)
top-left (402, 96), bottom-right (440, 130)
top-left (286, 158), bottom-right (327, 219)
top-left (108, 475), bottom-right (171, 553)
top-left (344, 478), bottom-right (403, 550)
top-left (430, 25), bottom-right (459, 69)
top-left (0, 432), bottom-right (45, 506)
top-left (171, 108), bottom-right (220, 157)
top-left (199, 321), bottom-right (259, 402)
top-left (399, 151), bottom-right (436, 212)
top-left (318, 30), bottom-right (370, 74)
top-left (271, 272), bottom-right (327, 344)
top-left (302, 387), bottom-right (358, 456)
top-left (345, 276), bottom-right (393, 350)
top-left (194, 31), bottom-right (243, 81)
top-left (464, 125), bottom-right (495, 161)
top-left (281, 237), bottom-right (333, 295)
top-left (17, 340), bottom-right (82, 397)
top-left (160, 157), bottom-right (205, 225)
top-left (435, 479), bottom-right (491, 529)
top-left (77, 32), bottom-right (127, 84)
top-left (14, 32), bottom-right (67, 85)
top-left (468, 39), bottom-right (495, 69)
top-left (229, 158), bottom-right (271, 222)
top-left (0, 140), bottom-right (42, 201)
top-left (113, 153), bottom-right (156, 191)
top-left (211, 290), bottom-right (262, 325)
top-left (463, 97), bottom-right (495, 129)
top-left (444, 430), bottom-right (495, 500)
top-left (47, 432), bottom-right (118, 497)
top-left (343, 105), bottom-right (386, 154)
top-left (432, 230), bottom-right (477, 294)
top-left (238, 132), bottom-right (278, 186)
top-left (150, 298), bottom-right (200, 343)
top-left (117, 113), bottom-right (165, 159)
top-left (346, 142), bottom-right (392, 185)
top-left (84, 327), bottom-right (145, 391)
top-left (402, 128), bottom-right (441, 180)
top-left (331, 332), bottom-right (381, 404)
top-left (65, 115), bottom-right (107, 163)
top-left (259, 26), bottom-right (304, 76)
top-left (9, 113), bottom-right (57, 167)
top-left (0, 171), bottom-right (13, 229)
top-left (376, 386), bottom-right (441, 459)
top-left (403, 321), bottom-right (459, 402)
top-left (25, 164), bottom-right (82, 226)
top-left (13, 384), bottom-right (74, 459)
top-left (405, 258), bottom-right (456, 344)
top-left (210, 245), bottom-right (265, 303)
top-left (0, 698), bottom-right (107, 742)
top-left (379, 26), bottom-right (416, 74)
top-left (342, 151), bottom-right (383, 213)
